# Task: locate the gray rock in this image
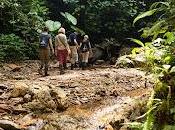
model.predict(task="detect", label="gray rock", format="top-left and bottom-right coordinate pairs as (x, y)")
top-left (24, 94), bottom-right (32, 102)
top-left (0, 120), bottom-right (20, 130)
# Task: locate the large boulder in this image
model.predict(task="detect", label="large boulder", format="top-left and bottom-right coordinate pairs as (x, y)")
top-left (37, 89), bottom-right (57, 110)
top-left (50, 85), bottom-right (68, 110)
top-left (115, 55), bottom-right (134, 68)
top-left (11, 82), bottom-right (29, 98)
top-left (89, 38), bottom-right (121, 65)
top-left (25, 84), bottom-right (68, 111)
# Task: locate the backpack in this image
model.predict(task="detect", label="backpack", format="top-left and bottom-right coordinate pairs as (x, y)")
top-left (40, 33), bottom-right (50, 48)
top-left (68, 33), bottom-right (77, 46)
top-left (80, 41), bottom-right (90, 52)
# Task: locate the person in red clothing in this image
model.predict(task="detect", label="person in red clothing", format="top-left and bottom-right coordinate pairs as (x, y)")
top-left (55, 27), bottom-right (71, 74)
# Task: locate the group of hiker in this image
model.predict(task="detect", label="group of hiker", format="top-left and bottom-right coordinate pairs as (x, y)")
top-left (38, 27), bottom-right (92, 76)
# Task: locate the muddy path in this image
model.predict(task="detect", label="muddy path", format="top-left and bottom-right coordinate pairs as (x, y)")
top-left (0, 61), bottom-right (153, 130)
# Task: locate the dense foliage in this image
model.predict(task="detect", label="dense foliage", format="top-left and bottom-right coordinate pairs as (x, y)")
top-left (127, 0), bottom-right (175, 129)
top-left (0, 0), bottom-right (48, 61)
top-left (62, 0), bottom-right (147, 42)
top-left (0, 0), bottom-right (48, 39)
top-left (0, 0), bottom-right (163, 61)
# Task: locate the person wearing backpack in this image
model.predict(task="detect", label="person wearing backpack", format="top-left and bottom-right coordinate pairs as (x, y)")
top-left (55, 27), bottom-right (71, 75)
top-left (79, 35), bottom-right (92, 70)
top-left (68, 32), bottom-right (79, 70)
top-left (38, 27), bottom-right (54, 76)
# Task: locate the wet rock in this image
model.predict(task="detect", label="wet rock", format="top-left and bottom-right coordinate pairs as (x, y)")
top-left (115, 55), bottom-right (134, 68)
top-left (110, 90), bottom-right (119, 97)
top-left (27, 119), bottom-right (45, 130)
top-left (12, 108), bottom-right (28, 115)
top-left (0, 84), bottom-right (8, 90)
top-left (0, 120), bottom-right (20, 130)
top-left (23, 100), bottom-right (46, 111)
top-left (37, 89), bottom-right (57, 110)
top-left (80, 97), bottom-right (89, 104)
top-left (0, 104), bottom-right (12, 113)
top-left (0, 89), bottom-right (4, 94)
top-left (96, 90), bottom-right (107, 97)
top-left (24, 84), bottom-right (68, 111)
top-left (10, 97), bottom-right (24, 105)
top-left (29, 84), bottom-right (42, 98)
top-left (109, 119), bottom-right (124, 130)
top-left (98, 124), bottom-right (114, 130)
top-left (50, 87), bottom-right (68, 110)
top-left (18, 114), bottom-right (45, 130)
top-left (55, 115), bottom-right (86, 130)
top-left (72, 100), bottom-right (82, 105)
top-left (13, 76), bottom-right (25, 80)
top-left (7, 64), bottom-right (21, 72)
top-left (24, 94), bottom-right (32, 103)
top-left (11, 82), bottom-right (29, 98)
top-left (59, 83), bottom-right (67, 88)
top-left (69, 82), bottom-right (80, 88)
top-left (42, 124), bottom-right (61, 130)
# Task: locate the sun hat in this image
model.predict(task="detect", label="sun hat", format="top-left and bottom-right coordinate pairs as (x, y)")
top-left (84, 35), bottom-right (89, 39)
top-left (58, 27), bottom-right (65, 34)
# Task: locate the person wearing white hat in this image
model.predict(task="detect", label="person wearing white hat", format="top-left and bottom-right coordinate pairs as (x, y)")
top-left (55, 27), bottom-right (71, 74)
top-left (79, 35), bottom-right (92, 70)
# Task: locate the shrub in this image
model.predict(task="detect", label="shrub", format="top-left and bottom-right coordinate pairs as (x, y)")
top-left (0, 34), bottom-right (39, 62)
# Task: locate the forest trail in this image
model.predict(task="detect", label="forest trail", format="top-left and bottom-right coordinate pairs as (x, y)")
top-left (0, 61), bottom-right (152, 130)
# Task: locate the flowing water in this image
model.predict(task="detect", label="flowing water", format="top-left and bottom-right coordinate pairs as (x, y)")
top-left (54, 96), bottom-right (136, 130)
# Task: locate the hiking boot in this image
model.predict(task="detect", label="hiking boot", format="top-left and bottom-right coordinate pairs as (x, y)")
top-left (44, 73), bottom-right (50, 76)
top-left (38, 69), bottom-right (42, 75)
top-left (82, 62), bottom-right (85, 70)
top-left (71, 64), bottom-right (74, 70)
top-left (60, 70), bottom-right (65, 75)
top-left (74, 62), bottom-right (79, 68)
top-left (63, 63), bottom-right (68, 70)
top-left (44, 66), bottom-right (49, 76)
top-left (59, 65), bottom-right (65, 75)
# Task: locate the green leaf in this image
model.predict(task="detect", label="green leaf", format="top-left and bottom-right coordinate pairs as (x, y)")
top-left (70, 25), bottom-right (85, 35)
top-left (162, 64), bottom-right (171, 70)
top-left (128, 38), bottom-right (145, 47)
top-left (124, 122), bottom-right (143, 129)
top-left (60, 12), bottom-right (66, 17)
top-left (164, 56), bottom-right (171, 64)
top-left (45, 20), bottom-right (61, 32)
top-left (61, 12), bottom-right (77, 25)
top-left (150, 2), bottom-right (170, 9)
top-left (170, 66), bottom-right (175, 73)
top-left (133, 9), bottom-right (157, 25)
top-left (147, 20), bottom-right (166, 37)
top-left (164, 32), bottom-right (175, 44)
top-left (163, 125), bottom-right (175, 130)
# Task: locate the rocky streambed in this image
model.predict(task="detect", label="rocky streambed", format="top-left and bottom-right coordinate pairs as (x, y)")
top-left (0, 62), bottom-right (153, 130)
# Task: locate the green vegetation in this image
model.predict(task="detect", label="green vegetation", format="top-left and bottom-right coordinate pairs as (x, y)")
top-left (125, 0), bottom-right (175, 129)
top-left (1, 0), bottom-right (158, 61)
top-left (1, 0), bottom-right (175, 128)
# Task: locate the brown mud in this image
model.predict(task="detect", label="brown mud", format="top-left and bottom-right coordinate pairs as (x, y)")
top-left (0, 61), bottom-right (153, 130)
